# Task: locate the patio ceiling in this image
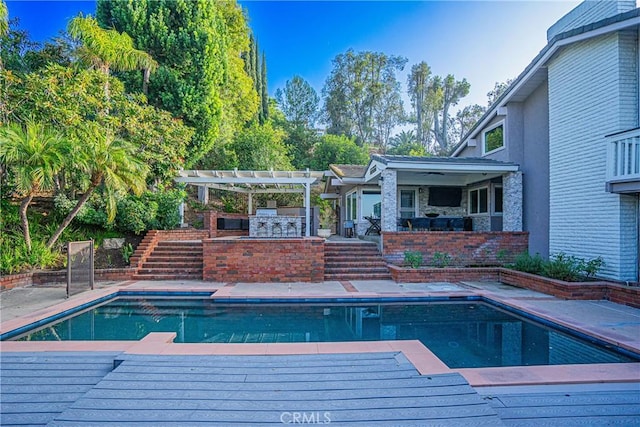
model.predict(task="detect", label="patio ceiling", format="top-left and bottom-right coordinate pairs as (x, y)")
top-left (175, 169), bottom-right (325, 194)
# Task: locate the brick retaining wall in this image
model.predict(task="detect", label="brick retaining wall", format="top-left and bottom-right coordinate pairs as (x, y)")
top-left (203, 237), bottom-right (324, 282)
top-left (1, 268), bottom-right (134, 290)
top-left (382, 231), bottom-right (529, 266)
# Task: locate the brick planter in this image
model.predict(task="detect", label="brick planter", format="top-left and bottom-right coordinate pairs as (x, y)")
top-left (500, 268), bottom-right (640, 308)
top-left (203, 237), bottom-right (324, 282)
top-left (388, 265), bottom-right (500, 283)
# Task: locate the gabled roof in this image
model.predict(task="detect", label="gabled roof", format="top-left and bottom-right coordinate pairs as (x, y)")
top-left (329, 164), bottom-right (367, 179)
top-left (451, 7), bottom-right (640, 157)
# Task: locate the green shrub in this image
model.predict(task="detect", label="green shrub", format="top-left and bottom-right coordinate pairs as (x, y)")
top-left (432, 251), bottom-right (452, 268)
top-left (145, 189), bottom-right (185, 230)
top-left (121, 243), bottom-right (134, 264)
top-left (403, 251), bottom-right (423, 268)
top-left (116, 196), bottom-right (157, 234)
top-left (0, 235), bottom-right (62, 275)
top-left (583, 256), bottom-right (605, 278)
top-left (543, 252), bottom-right (584, 282)
top-left (511, 252), bottom-right (545, 274)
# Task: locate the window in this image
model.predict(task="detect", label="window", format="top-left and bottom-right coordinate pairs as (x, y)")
top-left (483, 123), bottom-right (504, 154)
top-left (493, 185), bottom-right (503, 214)
top-left (361, 190), bottom-right (381, 218)
top-left (399, 189), bottom-right (416, 218)
top-left (469, 187), bottom-right (488, 214)
top-left (346, 192), bottom-right (357, 221)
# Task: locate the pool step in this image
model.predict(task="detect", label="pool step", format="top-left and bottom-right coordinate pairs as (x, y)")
top-left (133, 240), bottom-right (203, 280)
top-left (324, 241), bottom-right (391, 281)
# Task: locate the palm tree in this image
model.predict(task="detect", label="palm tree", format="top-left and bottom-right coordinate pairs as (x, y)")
top-left (46, 123), bottom-right (148, 249)
top-left (0, 121), bottom-right (70, 251)
top-left (67, 15), bottom-right (157, 99)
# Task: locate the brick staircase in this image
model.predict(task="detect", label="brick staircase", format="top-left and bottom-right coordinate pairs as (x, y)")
top-left (132, 240), bottom-right (203, 280)
top-left (324, 241), bottom-right (391, 281)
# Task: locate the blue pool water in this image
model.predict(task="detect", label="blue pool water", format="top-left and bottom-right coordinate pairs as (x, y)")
top-left (12, 297), bottom-right (638, 368)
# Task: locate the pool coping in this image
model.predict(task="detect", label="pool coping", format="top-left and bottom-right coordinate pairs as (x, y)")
top-left (1, 281), bottom-right (639, 388)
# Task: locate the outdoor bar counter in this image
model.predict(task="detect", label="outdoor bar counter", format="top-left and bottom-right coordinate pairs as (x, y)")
top-left (249, 208), bottom-right (302, 237)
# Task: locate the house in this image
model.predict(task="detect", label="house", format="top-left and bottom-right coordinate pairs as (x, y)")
top-left (325, 1), bottom-right (639, 283)
top-left (452, 0), bottom-right (639, 282)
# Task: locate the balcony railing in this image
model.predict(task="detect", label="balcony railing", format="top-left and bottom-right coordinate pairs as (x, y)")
top-left (606, 128), bottom-right (640, 186)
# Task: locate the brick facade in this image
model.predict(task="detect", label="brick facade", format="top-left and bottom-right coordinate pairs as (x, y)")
top-left (382, 231), bottom-right (529, 267)
top-left (203, 237), bottom-right (324, 282)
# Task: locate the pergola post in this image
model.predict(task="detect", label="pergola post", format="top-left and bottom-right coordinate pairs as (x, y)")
top-left (304, 182), bottom-right (311, 237)
top-left (248, 193), bottom-right (253, 215)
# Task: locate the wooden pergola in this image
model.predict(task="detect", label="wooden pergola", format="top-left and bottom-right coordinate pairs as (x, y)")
top-left (175, 169), bottom-right (325, 236)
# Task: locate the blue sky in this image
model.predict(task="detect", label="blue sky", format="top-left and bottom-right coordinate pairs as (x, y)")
top-left (6, 0), bottom-right (581, 108)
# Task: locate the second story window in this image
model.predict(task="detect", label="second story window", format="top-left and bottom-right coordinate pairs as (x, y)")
top-left (483, 123), bottom-right (504, 155)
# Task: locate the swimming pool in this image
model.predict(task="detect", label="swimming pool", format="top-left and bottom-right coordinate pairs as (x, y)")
top-left (9, 296), bottom-right (639, 369)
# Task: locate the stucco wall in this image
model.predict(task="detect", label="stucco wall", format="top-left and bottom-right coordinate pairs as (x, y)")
top-left (548, 31), bottom-right (639, 281)
top-left (521, 81), bottom-right (551, 257)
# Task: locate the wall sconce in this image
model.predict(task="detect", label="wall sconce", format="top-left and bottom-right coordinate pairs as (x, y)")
top-left (418, 187), bottom-right (424, 193)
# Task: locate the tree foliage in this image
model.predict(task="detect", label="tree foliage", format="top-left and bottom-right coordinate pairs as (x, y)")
top-left (0, 121), bottom-right (70, 250)
top-left (309, 134), bottom-right (369, 171)
top-left (2, 64), bottom-right (192, 183)
top-left (46, 123), bottom-right (148, 249)
top-left (407, 63), bottom-right (471, 154)
top-left (487, 79), bottom-right (514, 107)
top-left (387, 130), bottom-right (425, 156)
top-left (323, 49), bottom-right (406, 147)
top-left (275, 75), bottom-right (319, 127)
top-left (97, 0), bottom-right (257, 164)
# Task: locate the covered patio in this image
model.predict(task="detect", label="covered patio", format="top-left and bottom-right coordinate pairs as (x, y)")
top-left (323, 155), bottom-right (523, 237)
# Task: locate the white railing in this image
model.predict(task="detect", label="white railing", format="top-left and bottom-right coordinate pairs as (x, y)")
top-left (606, 128), bottom-right (640, 182)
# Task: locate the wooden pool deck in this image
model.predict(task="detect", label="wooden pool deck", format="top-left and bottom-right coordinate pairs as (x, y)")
top-left (2, 351), bottom-right (639, 426)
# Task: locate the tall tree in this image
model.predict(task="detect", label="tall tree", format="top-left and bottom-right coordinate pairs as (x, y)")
top-left (430, 74), bottom-right (470, 152)
top-left (323, 49), bottom-right (406, 146)
top-left (407, 61), bottom-right (436, 148)
top-left (67, 15), bottom-right (157, 101)
top-left (46, 123), bottom-right (148, 249)
top-left (261, 52), bottom-right (269, 123)
top-left (275, 75), bottom-right (319, 126)
top-left (0, 121), bottom-right (70, 251)
top-left (97, 0), bottom-right (257, 164)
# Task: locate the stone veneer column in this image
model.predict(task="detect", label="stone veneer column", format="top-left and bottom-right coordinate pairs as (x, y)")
top-left (381, 169), bottom-right (397, 232)
top-left (503, 171), bottom-right (523, 231)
